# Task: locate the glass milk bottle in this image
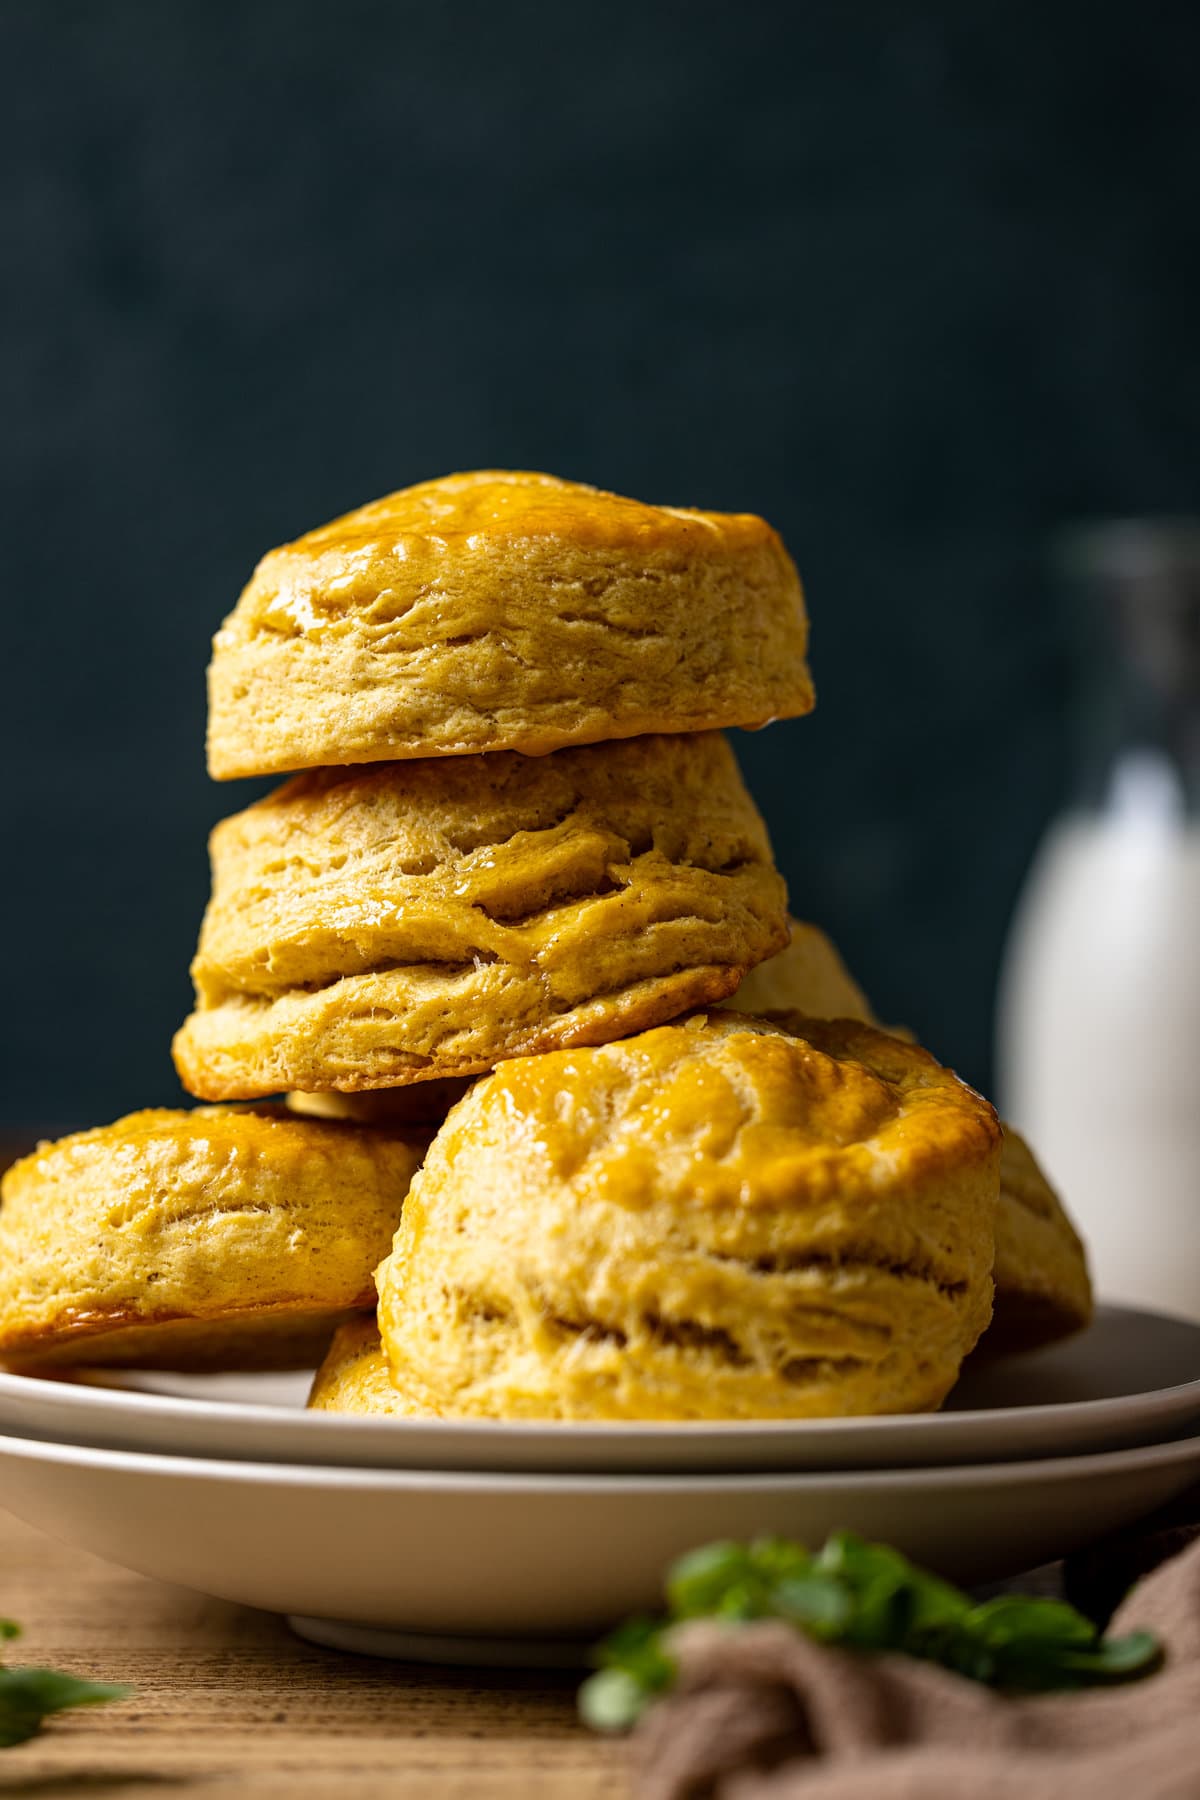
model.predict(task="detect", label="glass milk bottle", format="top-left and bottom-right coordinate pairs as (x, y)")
top-left (997, 523), bottom-right (1200, 1319)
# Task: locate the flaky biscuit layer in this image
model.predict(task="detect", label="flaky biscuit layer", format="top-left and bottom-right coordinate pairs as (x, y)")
top-left (175, 734), bottom-right (789, 1099)
top-left (0, 1107), bottom-right (425, 1370)
top-left (987, 1127), bottom-right (1093, 1351)
top-left (374, 1012), bottom-right (1001, 1421)
top-left (207, 469), bottom-right (814, 779)
top-left (727, 922), bottom-right (1093, 1350)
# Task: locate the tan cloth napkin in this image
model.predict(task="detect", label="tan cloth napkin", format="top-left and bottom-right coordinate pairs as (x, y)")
top-left (632, 1530), bottom-right (1200, 1799)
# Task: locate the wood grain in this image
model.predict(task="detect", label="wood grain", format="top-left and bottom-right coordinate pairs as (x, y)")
top-left (0, 1511), bottom-right (626, 1797)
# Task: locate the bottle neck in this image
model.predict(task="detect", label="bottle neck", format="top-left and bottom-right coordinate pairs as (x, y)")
top-left (1075, 675), bottom-right (1200, 821)
top-left (1060, 522), bottom-right (1200, 822)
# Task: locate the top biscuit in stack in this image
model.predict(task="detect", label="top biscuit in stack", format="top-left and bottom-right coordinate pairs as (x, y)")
top-left (179, 469), bottom-right (814, 1099)
top-left (206, 469), bottom-right (815, 779)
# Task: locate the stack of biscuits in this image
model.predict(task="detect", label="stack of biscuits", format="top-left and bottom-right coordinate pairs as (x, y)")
top-left (0, 471), bottom-right (1092, 1419)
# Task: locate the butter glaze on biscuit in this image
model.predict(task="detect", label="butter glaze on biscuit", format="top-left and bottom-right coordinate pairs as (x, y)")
top-left (174, 733), bottom-right (789, 1099)
top-left (374, 1012), bottom-right (1001, 1421)
top-left (0, 1108), bottom-right (426, 1369)
top-left (207, 470), bottom-right (814, 779)
top-left (728, 921), bottom-right (1093, 1349)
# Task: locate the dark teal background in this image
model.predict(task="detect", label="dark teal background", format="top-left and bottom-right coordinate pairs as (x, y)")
top-left (2, 2), bottom-right (1198, 1129)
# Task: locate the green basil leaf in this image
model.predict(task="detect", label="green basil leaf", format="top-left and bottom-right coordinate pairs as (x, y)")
top-left (770, 1574), bottom-right (853, 1638)
top-left (1056, 1631), bottom-right (1163, 1679)
top-left (0, 1667), bottom-right (132, 1715)
top-left (667, 1542), bottom-right (755, 1617)
top-left (0, 1717), bottom-right (42, 1750)
top-left (0, 1666), bottom-right (131, 1749)
top-left (579, 1667), bottom-right (655, 1732)
top-left (966, 1596), bottom-right (1098, 1651)
top-left (819, 1534), bottom-right (969, 1638)
top-left (745, 1537), bottom-right (815, 1588)
top-left (594, 1616), bottom-right (674, 1693)
top-left (596, 1614), bottom-right (660, 1665)
top-left (580, 1532), bottom-right (1165, 1733)
top-left (714, 1579), bottom-right (769, 1622)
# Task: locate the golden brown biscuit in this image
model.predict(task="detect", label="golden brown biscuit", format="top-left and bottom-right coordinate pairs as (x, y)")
top-left (987, 1128), bottom-right (1093, 1352)
top-left (206, 470), bottom-right (814, 780)
top-left (728, 922), bottom-right (1093, 1350)
top-left (0, 1108), bottom-right (426, 1370)
top-left (307, 1316), bottom-right (436, 1416)
top-left (174, 733), bottom-right (789, 1100)
top-left (375, 1012), bottom-right (1001, 1421)
top-left (730, 917), bottom-right (873, 1021)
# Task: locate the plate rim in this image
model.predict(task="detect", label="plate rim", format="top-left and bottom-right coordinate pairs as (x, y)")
top-left (0, 1301), bottom-right (1197, 1446)
top-left (2, 1416), bottom-right (1199, 1493)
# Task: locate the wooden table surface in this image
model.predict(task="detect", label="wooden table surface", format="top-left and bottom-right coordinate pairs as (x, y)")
top-left (0, 1509), bottom-right (627, 1797)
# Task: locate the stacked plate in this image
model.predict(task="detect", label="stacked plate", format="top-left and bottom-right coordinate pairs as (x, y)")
top-left (1, 1302), bottom-right (1199, 1664)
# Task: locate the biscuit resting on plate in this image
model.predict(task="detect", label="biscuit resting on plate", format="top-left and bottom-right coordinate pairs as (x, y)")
top-left (174, 732), bottom-right (788, 1100)
top-left (727, 920), bottom-right (1093, 1350)
top-left (0, 1108), bottom-right (425, 1370)
top-left (373, 1011), bottom-right (1002, 1421)
top-left (984, 1127), bottom-right (1092, 1352)
top-left (308, 1317), bottom-right (433, 1416)
top-left (206, 468), bottom-right (814, 780)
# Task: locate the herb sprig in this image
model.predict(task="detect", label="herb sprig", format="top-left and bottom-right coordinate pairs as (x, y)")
top-left (580, 1533), bottom-right (1162, 1732)
top-left (0, 1617), bottom-right (130, 1749)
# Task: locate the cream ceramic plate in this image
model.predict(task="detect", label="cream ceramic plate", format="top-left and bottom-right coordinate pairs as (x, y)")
top-left (0, 1425), bottom-right (1198, 1661)
top-left (0, 1305), bottom-right (1197, 1473)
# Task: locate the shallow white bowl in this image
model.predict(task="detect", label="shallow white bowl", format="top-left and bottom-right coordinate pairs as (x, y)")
top-left (1, 1421), bottom-right (1198, 1658)
top-left (1, 1304), bottom-right (1197, 1474)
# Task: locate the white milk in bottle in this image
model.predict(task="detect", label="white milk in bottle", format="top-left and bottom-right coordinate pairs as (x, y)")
top-left (997, 524), bottom-right (1200, 1319)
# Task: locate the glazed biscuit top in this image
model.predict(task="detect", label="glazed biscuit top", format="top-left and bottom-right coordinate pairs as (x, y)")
top-left (422, 1011), bottom-right (1000, 1225)
top-left (375, 1010), bottom-right (1001, 1420)
top-left (235, 470), bottom-right (787, 636)
top-left (0, 1105), bottom-right (428, 1352)
top-left (3, 1105), bottom-right (427, 1218)
top-left (11, 1102), bottom-right (362, 1165)
top-left (207, 470), bottom-right (814, 776)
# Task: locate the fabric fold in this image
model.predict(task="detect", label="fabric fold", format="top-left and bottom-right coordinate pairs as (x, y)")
top-left (634, 1517), bottom-right (1200, 1800)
